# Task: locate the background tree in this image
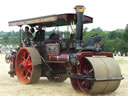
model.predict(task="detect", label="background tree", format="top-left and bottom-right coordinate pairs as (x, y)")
top-left (123, 24), bottom-right (128, 42)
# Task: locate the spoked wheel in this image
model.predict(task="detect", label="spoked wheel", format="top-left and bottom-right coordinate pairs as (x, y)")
top-left (70, 58), bottom-right (94, 93)
top-left (70, 66), bottom-right (81, 92)
top-left (5, 54), bottom-right (11, 63)
top-left (71, 56), bottom-right (122, 94)
top-left (77, 58), bottom-right (94, 93)
top-left (47, 74), bottom-right (68, 82)
top-left (15, 48), bottom-right (42, 84)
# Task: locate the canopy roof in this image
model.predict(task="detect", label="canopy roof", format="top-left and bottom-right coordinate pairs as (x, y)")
top-left (9, 13), bottom-right (93, 27)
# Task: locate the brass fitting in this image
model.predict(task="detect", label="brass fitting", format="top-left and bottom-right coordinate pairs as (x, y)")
top-left (74, 5), bottom-right (85, 12)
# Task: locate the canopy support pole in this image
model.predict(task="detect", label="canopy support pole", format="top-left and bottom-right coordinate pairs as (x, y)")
top-left (19, 26), bottom-right (22, 43)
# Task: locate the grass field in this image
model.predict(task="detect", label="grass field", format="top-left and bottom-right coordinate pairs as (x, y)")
top-left (115, 56), bottom-right (128, 64)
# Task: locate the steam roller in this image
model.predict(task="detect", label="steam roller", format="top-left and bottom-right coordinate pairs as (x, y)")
top-left (6, 5), bottom-right (123, 95)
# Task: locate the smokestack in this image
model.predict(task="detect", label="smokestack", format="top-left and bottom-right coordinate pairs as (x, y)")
top-left (75, 5), bottom-right (85, 41)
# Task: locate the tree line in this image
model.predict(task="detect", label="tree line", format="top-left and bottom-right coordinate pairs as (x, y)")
top-left (83, 24), bottom-right (128, 54)
top-left (0, 24), bottom-right (128, 54)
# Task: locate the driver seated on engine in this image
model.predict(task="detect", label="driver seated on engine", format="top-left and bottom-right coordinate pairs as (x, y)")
top-left (33, 24), bottom-right (45, 43)
top-left (21, 26), bottom-right (33, 47)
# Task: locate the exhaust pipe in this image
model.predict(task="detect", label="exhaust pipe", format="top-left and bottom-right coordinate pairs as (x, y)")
top-left (74, 5), bottom-right (85, 49)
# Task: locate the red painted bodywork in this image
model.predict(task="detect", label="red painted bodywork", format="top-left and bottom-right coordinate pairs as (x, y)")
top-left (48, 51), bottom-right (113, 62)
top-left (48, 52), bottom-right (69, 61)
top-left (76, 51), bottom-right (113, 73)
top-left (76, 51), bottom-right (113, 58)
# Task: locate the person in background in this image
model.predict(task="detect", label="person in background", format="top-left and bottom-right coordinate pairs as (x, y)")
top-left (21, 26), bottom-right (33, 47)
top-left (33, 24), bottom-right (45, 42)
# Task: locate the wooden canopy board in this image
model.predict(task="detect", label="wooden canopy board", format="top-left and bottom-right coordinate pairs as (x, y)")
top-left (9, 13), bottom-right (93, 27)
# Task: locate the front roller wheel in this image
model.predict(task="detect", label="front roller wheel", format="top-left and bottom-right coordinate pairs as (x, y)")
top-left (70, 59), bottom-right (94, 93)
top-left (15, 48), bottom-right (42, 84)
top-left (71, 57), bottom-right (122, 94)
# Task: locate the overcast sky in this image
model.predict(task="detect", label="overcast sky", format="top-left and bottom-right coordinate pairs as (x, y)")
top-left (0, 0), bottom-right (128, 31)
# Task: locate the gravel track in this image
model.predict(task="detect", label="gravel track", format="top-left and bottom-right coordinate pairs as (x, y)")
top-left (0, 54), bottom-right (127, 96)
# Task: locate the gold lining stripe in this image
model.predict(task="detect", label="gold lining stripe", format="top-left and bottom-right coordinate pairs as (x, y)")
top-left (25, 19), bottom-right (41, 24)
top-left (41, 17), bottom-right (56, 22)
top-left (9, 16), bottom-right (56, 26)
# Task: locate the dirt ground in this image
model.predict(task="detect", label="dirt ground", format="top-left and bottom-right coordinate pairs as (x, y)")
top-left (0, 54), bottom-right (128, 96)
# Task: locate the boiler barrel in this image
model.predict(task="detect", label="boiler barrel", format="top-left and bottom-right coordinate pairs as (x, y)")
top-left (48, 53), bottom-right (69, 61)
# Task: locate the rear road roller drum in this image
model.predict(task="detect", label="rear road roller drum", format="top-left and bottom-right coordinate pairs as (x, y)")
top-left (71, 56), bottom-right (122, 94)
top-left (15, 48), bottom-right (42, 84)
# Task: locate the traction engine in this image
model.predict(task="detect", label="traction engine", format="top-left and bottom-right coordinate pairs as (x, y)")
top-left (5, 5), bottom-right (123, 94)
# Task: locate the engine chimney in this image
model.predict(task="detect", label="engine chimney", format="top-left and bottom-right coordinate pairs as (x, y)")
top-left (74, 5), bottom-right (85, 49)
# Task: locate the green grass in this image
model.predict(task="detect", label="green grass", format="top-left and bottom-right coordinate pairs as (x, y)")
top-left (114, 56), bottom-right (128, 64)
